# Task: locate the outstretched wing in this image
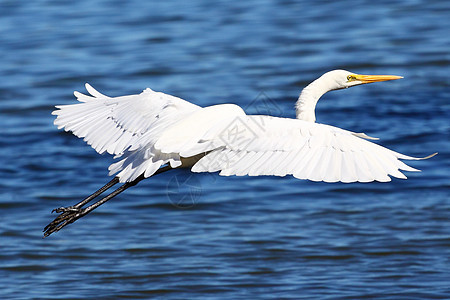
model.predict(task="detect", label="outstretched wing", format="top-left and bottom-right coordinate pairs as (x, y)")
top-left (53, 84), bottom-right (200, 156)
top-left (161, 115), bottom-right (431, 183)
top-left (53, 84), bottom-right (200, 182)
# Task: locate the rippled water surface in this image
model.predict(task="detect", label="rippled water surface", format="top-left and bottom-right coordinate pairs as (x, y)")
top-left (1, 1), bottom-right (449, 299)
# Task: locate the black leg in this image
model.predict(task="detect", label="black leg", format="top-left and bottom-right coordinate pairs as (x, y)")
top-left (53, 176), bottom-right (120, 213)
top-left (43, 177), bottom-right (120, 234)
top-left (43, 165), bottom-right (172, 237)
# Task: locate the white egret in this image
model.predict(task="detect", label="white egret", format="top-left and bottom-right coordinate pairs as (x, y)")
top-left (44, 70), bottom-right (435, 237)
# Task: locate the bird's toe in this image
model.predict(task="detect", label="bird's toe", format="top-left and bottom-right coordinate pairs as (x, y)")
top-left (52, 206), bottom-right (81, 213)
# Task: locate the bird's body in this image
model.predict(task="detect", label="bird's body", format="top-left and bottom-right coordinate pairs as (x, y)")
top-left (44, 70), bottom-right (435, 237)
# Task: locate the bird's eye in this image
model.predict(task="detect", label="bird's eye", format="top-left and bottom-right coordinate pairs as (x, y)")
top-left (347, 75), bottom-right (355, 81)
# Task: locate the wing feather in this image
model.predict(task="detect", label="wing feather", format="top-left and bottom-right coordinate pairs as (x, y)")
top-left (248, 151), bottom-right (274, 176)
top-left (340, 151), bottom-right (357, 183)
top-left (323, 149), bottom-right (342, 183)
top-left (53, 85), bottom-right (199, 156)
top-left (353, 151), bottom-right (375, 182)
top-left (316, 147), bottom-right (334, 182)
top-left (303, 147), bottom-right (326, 181)
top-left (265, 151), bottom-right (288, 176)
top-left (53, 84), bottom-right (200, 182)
top-left (191, 115), bottom-right (428, 183)
top-left (230, 151), bottom-right (260, 176)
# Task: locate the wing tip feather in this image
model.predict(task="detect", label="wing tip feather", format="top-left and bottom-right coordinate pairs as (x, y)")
top-left (399, 152), bottom-right (437, 160)
top-left (353, 132), bottom-right (379, 140)
top-left (423, 152), bottom-right (438, 159)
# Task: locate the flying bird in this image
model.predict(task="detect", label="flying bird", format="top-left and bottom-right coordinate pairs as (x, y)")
top-left (44, 70), bottom-right (435, 237)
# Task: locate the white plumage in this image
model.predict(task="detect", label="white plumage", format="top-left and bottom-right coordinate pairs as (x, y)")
top-left (54, 85), bottom-right (200, 182)
top-left (52, 70), bottom-right (433, 183)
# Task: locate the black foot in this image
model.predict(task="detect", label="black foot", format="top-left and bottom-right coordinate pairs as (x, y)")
top-left (52, 206), bottom-right (82, 213)
top-left (43, 207), bottom-right (88, 238)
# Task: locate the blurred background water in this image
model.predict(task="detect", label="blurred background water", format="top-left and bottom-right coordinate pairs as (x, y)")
top-left (0, 0), bottom-right (449, 299)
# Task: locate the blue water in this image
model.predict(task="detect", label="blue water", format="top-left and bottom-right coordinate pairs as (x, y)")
top-left (1, 1), bottom-right (449, 299)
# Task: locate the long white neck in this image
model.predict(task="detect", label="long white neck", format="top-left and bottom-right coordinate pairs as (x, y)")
top-left (295, 73), bottom-right (337, 122)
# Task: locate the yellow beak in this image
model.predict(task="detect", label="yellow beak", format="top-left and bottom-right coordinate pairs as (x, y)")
top-left (354, 74), bottom-right (403, 83)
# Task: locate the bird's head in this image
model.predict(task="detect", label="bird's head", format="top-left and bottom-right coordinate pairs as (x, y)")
top-left (323, 69), bottom-right (403, 91)
top-left (296, 69), bottom-right (404, 122)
